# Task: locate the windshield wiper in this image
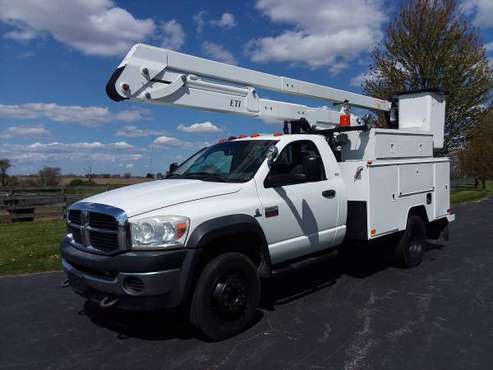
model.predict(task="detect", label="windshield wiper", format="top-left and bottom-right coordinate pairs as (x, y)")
top-left (169, 172), bottom-right (229, 182)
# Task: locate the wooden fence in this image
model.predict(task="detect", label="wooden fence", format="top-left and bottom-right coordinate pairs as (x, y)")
top-left (0, 186), bottom-right (109, 223)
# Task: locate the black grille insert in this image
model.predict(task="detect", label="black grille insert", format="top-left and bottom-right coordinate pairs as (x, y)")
top-left (68, 210), bottom-right (82, 225)
top-left (89, 212), bottom-right (118, 231)
top-left (89, 231), bottom-right (119, 251)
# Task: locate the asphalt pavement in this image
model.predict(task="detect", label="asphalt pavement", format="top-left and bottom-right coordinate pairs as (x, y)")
top-left (1, 198), bottom-right (492, 370)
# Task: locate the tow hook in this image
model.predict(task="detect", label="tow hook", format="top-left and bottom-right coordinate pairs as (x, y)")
top-left (100, 297), bottom-right (119, 308)
top-left (61, 279), bottom-right (70, 288)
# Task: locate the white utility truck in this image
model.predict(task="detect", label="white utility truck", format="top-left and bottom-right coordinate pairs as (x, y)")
top-left (61, 44), bottom-right (454, 340)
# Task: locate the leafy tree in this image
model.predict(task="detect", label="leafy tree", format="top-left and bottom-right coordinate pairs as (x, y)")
top-left (38, 166), bottom-right (61, 187)
top-left (0, 159), bottom-right (11, 186)
top-left (363, 0), bottom-right (493, 152)
top-left (458, 109), bottom-right (493, 190)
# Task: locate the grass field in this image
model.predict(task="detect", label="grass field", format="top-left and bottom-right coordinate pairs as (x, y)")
top-left (451, 180), bottom-right (492, 205)
top-left (0, 219), bottom-right (65, 275)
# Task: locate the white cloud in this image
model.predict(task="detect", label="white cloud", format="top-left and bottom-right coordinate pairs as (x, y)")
top-left (153, 136), bottom-right (191, 148)
top-left (246, 0), bottom-right (386, 71)
top-left (4, 28), bottom-right (36, 41)
top-left (194, 11), bottom-right (237, 33)
top-left (116, 125), bottom-right (166, 138)
top-left (0, 125), bottom-right (50, 139)
top-left (210, 13), bottom-right (237, 28)
top-left (160, 19), bottom-right (185, 50)
top-left (0, 140), bottom-right (142, 164)
top-left (0, 0), bottom-right (155, 56)
top-left (350, 70), bottom-right (381, 87)
top-left (0, 103), bottom-right (148, 126)
top-left (485, 41), bottom-right (493, 53)
top-left (177, 121), bottom-right (222, 133)
top-left (202, 41), bottom-right (238, 64)
top-left (193, 10), bottom-right (207, 33)
top-left (462, 0), bottom-right (493, 28)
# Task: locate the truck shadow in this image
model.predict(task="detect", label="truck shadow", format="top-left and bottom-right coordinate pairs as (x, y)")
top-left (82, 239), bottom-right (444, 341)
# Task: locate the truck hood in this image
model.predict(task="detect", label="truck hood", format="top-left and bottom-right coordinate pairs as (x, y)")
top-left (78, 179), bottom-right (242, 217)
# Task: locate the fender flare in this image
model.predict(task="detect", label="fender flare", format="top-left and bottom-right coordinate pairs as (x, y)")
top-left (186, 214), bottom-right (272, 277)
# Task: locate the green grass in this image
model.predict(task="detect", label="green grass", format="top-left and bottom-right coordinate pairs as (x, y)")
top-left (451, 180), bottom-right (493, 205)
top-left (0, 219), bottom-right (65, 275)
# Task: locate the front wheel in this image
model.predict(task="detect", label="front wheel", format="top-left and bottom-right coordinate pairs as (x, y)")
top-left (190, 252), bottom-right (260, 341)
top-left (394, 215), bottom-right (426, 268)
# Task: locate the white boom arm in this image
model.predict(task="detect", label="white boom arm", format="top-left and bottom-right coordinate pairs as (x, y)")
top-left (106, 44), bottom-right (391, 128)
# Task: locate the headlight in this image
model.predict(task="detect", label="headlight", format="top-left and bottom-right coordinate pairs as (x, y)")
top-left (130, 215), bottom-right (190, 249)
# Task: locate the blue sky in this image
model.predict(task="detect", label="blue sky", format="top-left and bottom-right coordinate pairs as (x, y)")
top-left (0, 0), bottom-right (492, 176)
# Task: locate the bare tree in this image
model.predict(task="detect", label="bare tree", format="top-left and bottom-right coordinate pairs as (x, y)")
top-left (363, 0), bottom-right (493, 152)
top-left (0, 159), bottom-right (11, 186)
top-left (38, 166), bottom-right (61, 187)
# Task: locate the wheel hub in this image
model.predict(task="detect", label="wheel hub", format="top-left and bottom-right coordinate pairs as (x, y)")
top-left (212, 274), bottom-right (248, 320)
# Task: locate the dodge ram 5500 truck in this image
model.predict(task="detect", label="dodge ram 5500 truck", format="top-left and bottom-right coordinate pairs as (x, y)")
top-left (61, 44), bottom-right (454, 340)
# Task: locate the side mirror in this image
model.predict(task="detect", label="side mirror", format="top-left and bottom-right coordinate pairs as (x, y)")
top-left (302, 156), bottom-right (321, 181)
top-left (168, 162), bottom-right (178, 174)
top-left (266, 146), bottom-right (278, 167)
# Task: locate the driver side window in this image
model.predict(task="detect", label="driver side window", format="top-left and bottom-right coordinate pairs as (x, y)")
top-left (264, 140), bottom-right (325, 188)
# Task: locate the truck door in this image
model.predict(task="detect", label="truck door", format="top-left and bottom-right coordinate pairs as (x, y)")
top-left (255, 139), bottom-right (342, 264)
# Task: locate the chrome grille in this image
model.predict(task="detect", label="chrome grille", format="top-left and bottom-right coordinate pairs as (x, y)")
top-left (67, 202), bottom-right (127, 254)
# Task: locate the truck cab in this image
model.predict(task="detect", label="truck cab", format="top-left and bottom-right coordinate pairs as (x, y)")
top-left (61, 134), bottom-right (348, 338)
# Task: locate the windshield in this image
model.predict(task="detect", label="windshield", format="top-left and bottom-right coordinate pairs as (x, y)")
top-left (167, 140), bottom-right (276, 183)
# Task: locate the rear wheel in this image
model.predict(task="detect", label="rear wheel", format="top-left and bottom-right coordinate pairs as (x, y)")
top-left (394, 215), bottom-right (426, 268)
top-left (190, 252), bottom-right (260, 341)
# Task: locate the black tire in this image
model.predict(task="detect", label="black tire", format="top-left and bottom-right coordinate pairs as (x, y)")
top-left (394, 215), bottom-right (426, 268)
top-left (190, 252), bottom-right (261, 341)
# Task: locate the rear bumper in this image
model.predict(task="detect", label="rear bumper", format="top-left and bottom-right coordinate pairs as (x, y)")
top-left (60, 237), bottom-right (199, 310)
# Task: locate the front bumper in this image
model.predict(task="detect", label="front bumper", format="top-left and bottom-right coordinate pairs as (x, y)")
top-left (60, 237), bottom-right (199, 310)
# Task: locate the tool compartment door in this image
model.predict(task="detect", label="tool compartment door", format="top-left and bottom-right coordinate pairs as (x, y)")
top-left (399, 163), bottom-right (434, 196)
top-left (434, 161), bottom-right (450, 218)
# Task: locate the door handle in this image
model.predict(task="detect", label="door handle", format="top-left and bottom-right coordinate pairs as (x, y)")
top-left (322, 189), bottom-right (336, 198)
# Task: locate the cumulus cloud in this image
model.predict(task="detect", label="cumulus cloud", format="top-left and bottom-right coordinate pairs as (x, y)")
top-left (0, 125), bottom-right (50, 139)
top-left (0, 103), bottom-right (148, 126)
top-left (462, 0), bottom-right (493, 28)
top-left (160, 19), bottom-right (185, 50)
top-left (210, 13), bottom-right (237, 28)
top-left (202, 41), bottom-right (237, 64)
top-left (193, 10), bottom-right (207, 33)
top-left (152, 136), bottom-right (192, 148)
top-left (193, 11), bottom-right (237, 33)
top-left (246, 0), bottom-right (386, 71)
top-left (177, 121), bottom-right (222, 133)
top-left (116, 125), bottom-right (166, 138)
top-left (485, 41), bottom-right (493, 53)
top-left (0, 0), bottom-right (156, 56)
